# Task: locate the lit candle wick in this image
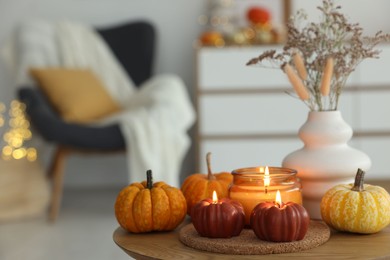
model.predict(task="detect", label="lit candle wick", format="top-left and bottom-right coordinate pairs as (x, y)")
top-left (264, 166), bottom-right (270, 194)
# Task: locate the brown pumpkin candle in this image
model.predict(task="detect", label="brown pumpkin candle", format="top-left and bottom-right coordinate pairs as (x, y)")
top-left (191, 191), bottom-right (245, 238)
top-left (250, 190), bottom-right (310, 242)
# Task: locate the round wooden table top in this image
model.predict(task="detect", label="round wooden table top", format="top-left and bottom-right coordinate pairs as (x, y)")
top-left (113, 224), bottom-right (390, 260)
top-left (113, 180), bottom-right (390, 259)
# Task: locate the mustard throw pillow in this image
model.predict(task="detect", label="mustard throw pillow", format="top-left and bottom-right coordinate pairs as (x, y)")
top-left (29, 68), bottom-right (121, 123)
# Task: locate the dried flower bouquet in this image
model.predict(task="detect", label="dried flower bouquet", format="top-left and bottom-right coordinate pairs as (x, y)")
top-left (247, 0), bottom-right (390, 111)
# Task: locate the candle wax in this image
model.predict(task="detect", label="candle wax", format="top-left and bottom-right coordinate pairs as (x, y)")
top-left (229, 187), bottom-right (302, 226)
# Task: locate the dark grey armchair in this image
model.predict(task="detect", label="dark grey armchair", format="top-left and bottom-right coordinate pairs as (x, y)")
top-left (17, 20), bottom-right (156, 221)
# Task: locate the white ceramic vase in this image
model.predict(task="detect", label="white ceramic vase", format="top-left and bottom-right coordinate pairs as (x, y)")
top-left (282, 111), bottom-right (372, 220)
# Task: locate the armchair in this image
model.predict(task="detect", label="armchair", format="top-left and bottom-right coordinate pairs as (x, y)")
top-left (17, 20), bottom-right (156, 221)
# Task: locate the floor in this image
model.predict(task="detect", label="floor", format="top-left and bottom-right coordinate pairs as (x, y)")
top-left (0, 187), bottom-right (132, 260)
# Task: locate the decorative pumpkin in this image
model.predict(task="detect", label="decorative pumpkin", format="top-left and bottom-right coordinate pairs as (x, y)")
top-left (191, 192), bottom-right (245, 238)
top-left (321, 168), bottom-right (390, 234)
top-left (247, 6), bottom-right (271, 25)
top-left (199, 31), bottom-right (225, 47)
top-left (250, 195), bottom-right (310, 242)
top-left (181, 152), bottom-right (233, 215)
top-left (115, 170), bottom-right (187, 233)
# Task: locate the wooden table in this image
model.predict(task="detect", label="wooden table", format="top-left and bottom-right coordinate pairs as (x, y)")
top-left (113, 180), bottom-right (390, 259)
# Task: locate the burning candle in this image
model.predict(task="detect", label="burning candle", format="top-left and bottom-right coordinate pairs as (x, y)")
top-left (229, 166), bottom-right (302, 225)
top-left (191, 191), bottom-right (245, 238)
top-left (250, 190), bottom-right (310, 242)
top-left (264, 166), bottom-right (270, 193)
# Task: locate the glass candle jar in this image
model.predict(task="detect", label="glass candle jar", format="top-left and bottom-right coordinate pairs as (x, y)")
top-left (229, 166), bottom-right (302, 226)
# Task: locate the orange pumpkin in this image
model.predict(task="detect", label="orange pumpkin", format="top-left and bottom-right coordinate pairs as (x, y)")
top-left (115, 170), bottom-right (187, 233)
top-left (247, 6), bottom-right (271, 25)
top-left (199, 31), bottom-right (225, 47)
top-left (181, 152), bottom-right (233, 215)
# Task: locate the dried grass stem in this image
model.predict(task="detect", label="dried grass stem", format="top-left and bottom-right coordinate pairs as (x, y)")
top-left (284, 64), bottom-right (309, 100)
top-left (293, 52), bottom-right (308, 81)
top-left (320, 57), bottom-right (334, 96)
top-left (246, 0), bottom-right (390, 111)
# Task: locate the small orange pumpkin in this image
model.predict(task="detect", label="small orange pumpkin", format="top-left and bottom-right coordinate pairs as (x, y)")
top-left (247, 6), bottom-right (271, 25)
top-left (199, 31), bottom-right (225, 47)
top-left (181, 152), bottom-right (233, 215)
top-left (115, 170), bottom-right (187, 233)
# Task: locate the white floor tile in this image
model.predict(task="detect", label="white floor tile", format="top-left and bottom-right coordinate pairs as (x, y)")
top-left (0, 187), bottom-right (132, 260)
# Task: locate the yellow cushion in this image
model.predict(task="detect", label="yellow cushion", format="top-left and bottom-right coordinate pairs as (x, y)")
top-left (29, 68), bottom-right (121, 123)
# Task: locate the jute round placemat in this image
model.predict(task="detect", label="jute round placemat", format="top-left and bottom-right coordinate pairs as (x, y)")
top-left (179, 220), bottom-right (330, 255)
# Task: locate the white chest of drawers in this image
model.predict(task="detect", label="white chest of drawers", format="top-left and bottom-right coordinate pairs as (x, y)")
top-left (195, 45), bottom-right (390, 179)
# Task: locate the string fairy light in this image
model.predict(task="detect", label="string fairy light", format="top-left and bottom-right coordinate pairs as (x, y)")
top-left (0, 102), bottom-right (5, 127)
top-left (1, 100), bottom-right (37, 161)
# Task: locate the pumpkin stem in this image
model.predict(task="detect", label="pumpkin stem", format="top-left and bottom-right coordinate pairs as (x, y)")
top-left (146, 169), bottom-right (153, 189)
top-left (351, 168), bottom-right (365, 192)
top-left (206, 152), bottom-right (216, 180)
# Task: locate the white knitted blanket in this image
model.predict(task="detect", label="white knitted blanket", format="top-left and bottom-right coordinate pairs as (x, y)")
top-left (1, 20), bottom-right (195, 187)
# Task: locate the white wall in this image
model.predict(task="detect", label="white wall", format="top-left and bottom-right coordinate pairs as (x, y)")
top-left (1, 0), bottom-right (389, 188)
top-left (292, 0), bottom-right (390, 35)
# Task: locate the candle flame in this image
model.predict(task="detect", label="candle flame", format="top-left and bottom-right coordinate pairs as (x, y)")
top-left (264, 166), bottom-right (270, 187)
top-left (275, 190), bottom-right (282, 205)
top-left (212, 190), bottom-right (218, 203)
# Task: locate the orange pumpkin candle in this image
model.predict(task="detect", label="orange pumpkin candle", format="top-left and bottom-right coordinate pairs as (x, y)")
top-left (229, 166), bottom-right (302, 225)
top-left (251, 190), bottom-right (310, 242)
